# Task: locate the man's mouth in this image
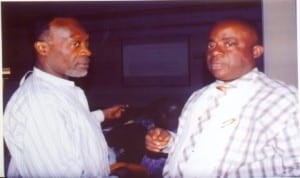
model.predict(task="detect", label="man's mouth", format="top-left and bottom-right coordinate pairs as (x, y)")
top-left (210, 63), bottom-right (223, 70)
top-left (77, 59), bottom-right (90, 69)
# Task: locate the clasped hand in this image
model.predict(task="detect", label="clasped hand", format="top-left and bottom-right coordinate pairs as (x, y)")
top-left (145, 128), bottom-right (171, 152)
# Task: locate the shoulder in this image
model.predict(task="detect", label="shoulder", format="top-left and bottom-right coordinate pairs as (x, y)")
top-left (5, 75), bottom-right (65, 115)
top-left (248, 72), bottom-right (298, 119)
top-left (256, 72), bottom-right (297, 102)
top-left (189, 83), bottom-right (213, 99)
top-left (182, 83), bottom-right (214, 108)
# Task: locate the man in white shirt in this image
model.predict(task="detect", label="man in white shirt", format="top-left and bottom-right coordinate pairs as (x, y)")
top-left (145, 19), bottom-right (300, 177)
top-left (4, 17), bottom-right (128, 178)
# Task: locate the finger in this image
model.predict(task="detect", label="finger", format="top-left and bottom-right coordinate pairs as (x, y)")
top-left (145, 133), bottom-right (160, 147)
top-left (116, 105), bottom-right (129, 114)
top-left (149, 128), bottom-right (161, 140)
top-left (146, 134), bottom-right (167, 149)
top-left (146, 140), bottom-right (167, 152)
top-left (145, 141), bottom-right (162, 152)
top-left (149, 128), bottom-right (167, 141)
top-left (146, 145), bottom-right (161, 152)
top-left (118, 104), bottom-right (129, 110)
top-left (122, 104), bottom-right (130, 109)
top-left (158, 130), bottom-right (170, 141)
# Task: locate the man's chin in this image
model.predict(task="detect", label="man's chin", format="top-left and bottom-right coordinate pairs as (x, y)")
top-left (65, 70), bottom-right (88, 78)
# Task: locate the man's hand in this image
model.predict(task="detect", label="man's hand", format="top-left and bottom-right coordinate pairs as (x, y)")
top-left (103, 104), bottom-right (129, 120)
top-left (145, 128), bottom-right (171, 152)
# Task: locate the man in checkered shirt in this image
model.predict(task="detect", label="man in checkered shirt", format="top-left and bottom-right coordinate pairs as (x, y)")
top-left (145, 19), bottom-right (300, 177)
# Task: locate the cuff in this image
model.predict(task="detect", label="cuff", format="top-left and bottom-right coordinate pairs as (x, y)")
top-left (92, 109), bottom-right (105, 123)
top-left (161, 130), bottom-right (176, 153)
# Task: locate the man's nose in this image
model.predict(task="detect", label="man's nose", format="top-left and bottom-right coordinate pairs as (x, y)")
top-left (210, 45), bottom-right (223, 57)
top-left (81, 46), bottom-right (92, 57)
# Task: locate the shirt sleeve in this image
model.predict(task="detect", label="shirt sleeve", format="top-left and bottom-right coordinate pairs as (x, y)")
top-left (161, 131), bottom-right (176, 153)
top-left (275, 110), bottom-right (300, 176)
top-left (91, 109), bottom-right (105, 123)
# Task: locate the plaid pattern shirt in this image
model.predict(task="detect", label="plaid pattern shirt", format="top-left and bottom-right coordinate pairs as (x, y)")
top-left (163, 68), bottom-right (300, 177)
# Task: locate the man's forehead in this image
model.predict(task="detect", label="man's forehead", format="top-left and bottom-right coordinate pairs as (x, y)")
top-left (210, 24), bottom-right (251, 39)
top-left (210, 28), bottom-right (237, 40)
top-left (213, 21), bottom-right (255, 35)
top-left (50, 25), bottom-right (88, 39)
top-left (51, 27), bottom-right (71, 38)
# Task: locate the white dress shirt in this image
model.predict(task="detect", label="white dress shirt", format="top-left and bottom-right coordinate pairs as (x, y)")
top-left (4, 68), bottom-right (110, 177)
top-left (163, 68), bottom-right (300, 178)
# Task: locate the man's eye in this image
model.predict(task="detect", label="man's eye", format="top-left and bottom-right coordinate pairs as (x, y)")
top-left (208, 43), bottom-right (216, 49)
top-left (72, 41), bottom-right (80, 47)
top-left (225, 41), bottom-right (236, 47)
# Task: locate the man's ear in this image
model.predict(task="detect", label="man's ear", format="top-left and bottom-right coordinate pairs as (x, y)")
top-left (34, 41), bottom-right (49, 56)
top-left (252, 45), bottom-right (264, 59)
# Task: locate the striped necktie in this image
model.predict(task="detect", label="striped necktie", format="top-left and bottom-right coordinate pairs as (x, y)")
top-left (176, 84), bottom-right (230, 176)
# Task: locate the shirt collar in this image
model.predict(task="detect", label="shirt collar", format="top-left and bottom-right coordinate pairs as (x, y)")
top-left (216, 68), bottom-right (259, 88)
top-left (33, 67), bottom-right (75, 87)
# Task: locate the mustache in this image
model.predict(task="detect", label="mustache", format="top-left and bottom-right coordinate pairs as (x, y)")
top-left (76, 58), bottom-right (90, 64)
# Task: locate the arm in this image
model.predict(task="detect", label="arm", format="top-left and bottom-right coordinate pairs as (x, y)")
top-left (91, 104), bottom-right (129, 124)
top-left (268, 90), bottom-right (300, 176)
top-left (5, 101), bottom-right (84, 177)
top-left (102, 104), bottom-right (129, 120)
top-left (239, 110), bottom-right (300, 177)
top-left (242, 89), bottom-right (300, 176)
top-left (144, 90), bottom-right (199, 153)
top-left (275, 111), bottom-right (300, 176)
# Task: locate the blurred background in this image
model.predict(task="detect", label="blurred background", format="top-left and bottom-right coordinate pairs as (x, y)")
top-left (2, 0), bottom-right (299, 176)
top-left (2, 0), bottom-right (263, 109)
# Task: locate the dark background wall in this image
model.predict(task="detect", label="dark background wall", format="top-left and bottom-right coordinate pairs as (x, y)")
top-left (2, 0), bottom-right (263, 109)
